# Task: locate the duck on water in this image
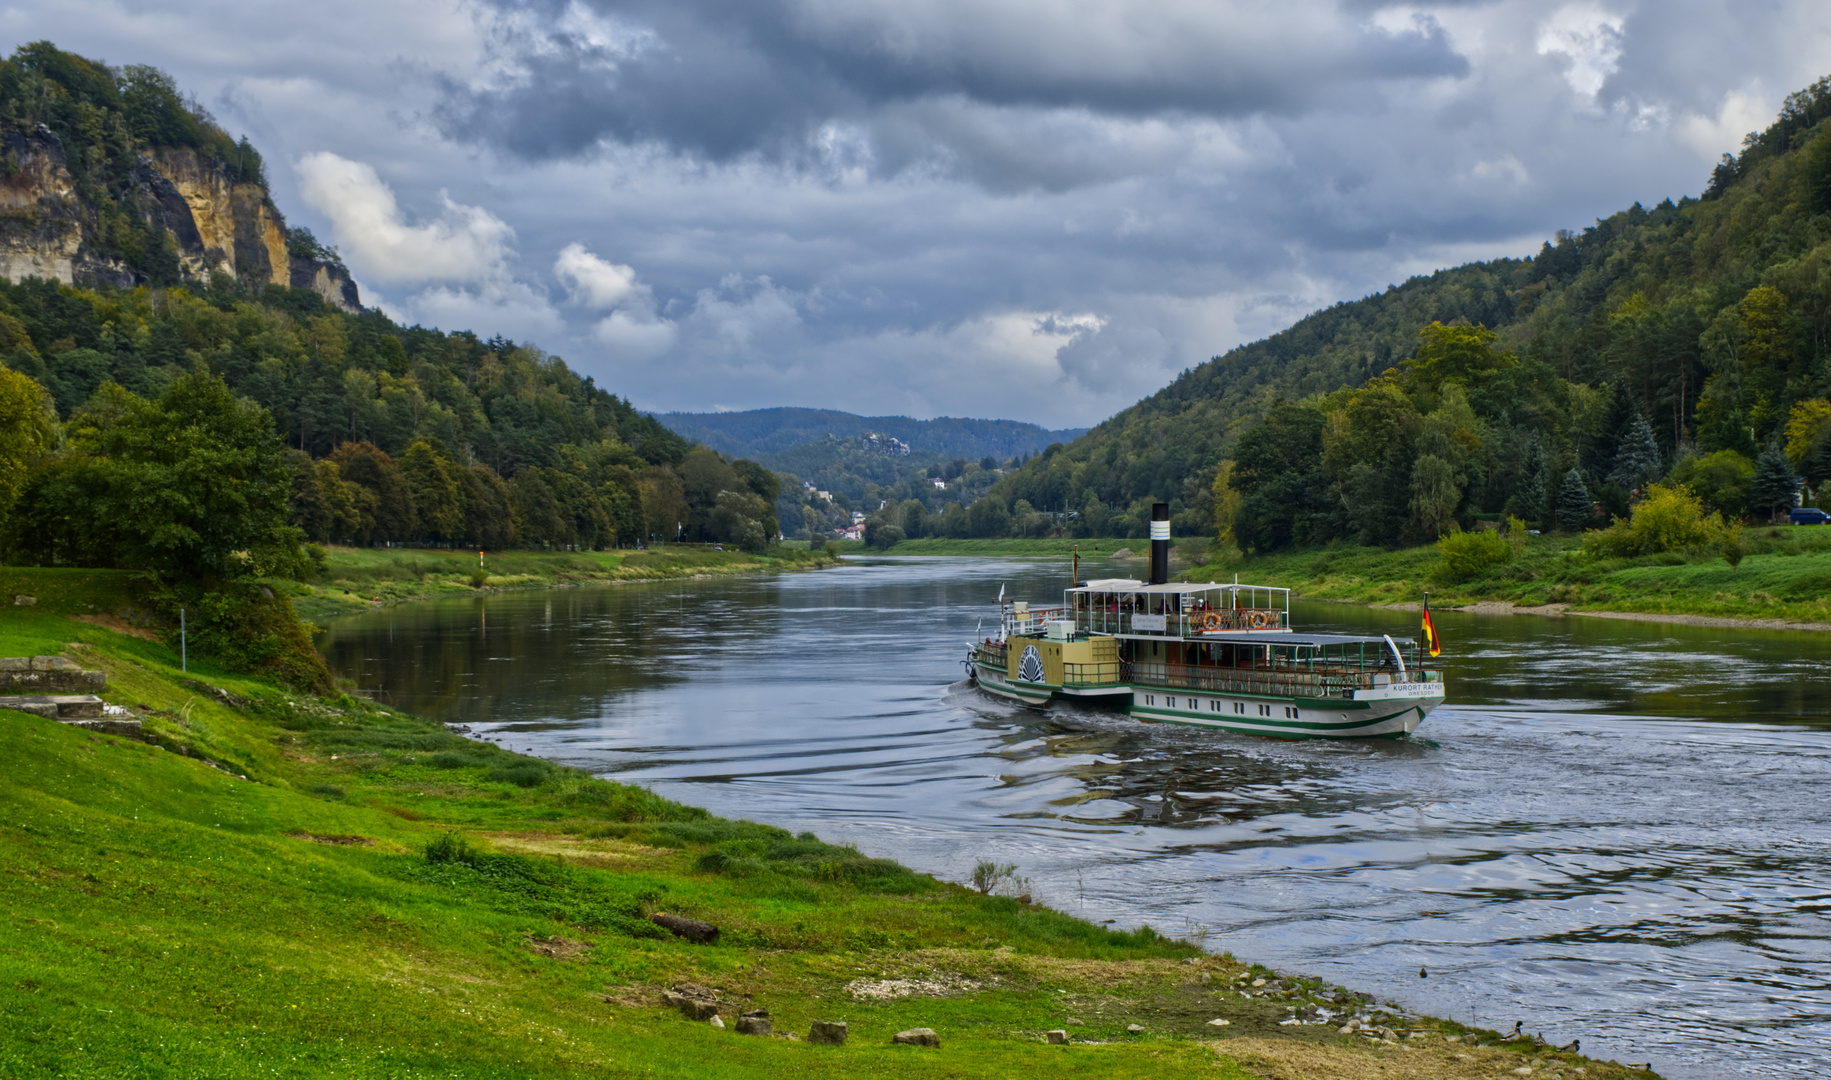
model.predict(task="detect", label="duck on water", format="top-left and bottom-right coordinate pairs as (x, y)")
top-left (965, 503), bottom-right (1446, 739)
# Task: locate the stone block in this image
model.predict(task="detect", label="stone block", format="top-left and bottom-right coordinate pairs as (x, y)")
top-left (1, 698), bottom-right (58, 718)
top-left (662, 990), bottom-right (720, 1022)
top-left (892, 1028), bottom-right (939, 1047)
top-left (735, 1013), bottom-right (772, 1037)
top-left (0, 658), bottom-right (27, 672)
top-left (51, 696), bottom-right (103, 719)
top-left (2, 668), bottom-right (107, 694)
top-left (808, 1020), bottom-right (848, 1046)
top-left (13, 595), bottom-right (35, 606)
top-left (1045, 1030), bottom-right (1068, 1044)
top-left (31, 656), bottom-right (71, 671)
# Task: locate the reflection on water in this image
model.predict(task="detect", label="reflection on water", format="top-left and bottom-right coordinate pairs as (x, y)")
top-left (317, 557), bottom-right (1831, 1078)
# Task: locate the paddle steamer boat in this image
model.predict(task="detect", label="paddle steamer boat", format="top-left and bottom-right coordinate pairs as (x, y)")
top-left (966, 505), bottom-right (1445, 739)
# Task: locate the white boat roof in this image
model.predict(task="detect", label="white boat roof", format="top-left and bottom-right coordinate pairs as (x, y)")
top-left (1071, 580), bottom-right (1284, 594)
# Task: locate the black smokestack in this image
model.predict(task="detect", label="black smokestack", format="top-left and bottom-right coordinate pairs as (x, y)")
top-left (1149, 502), bottom-right (1169, 585)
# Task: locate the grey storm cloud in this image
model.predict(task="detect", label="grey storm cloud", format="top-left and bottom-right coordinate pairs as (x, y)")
top-left (436, 0), bottom-right (1469, 183)
top-left (10, 0), bottom-right (1831, 426)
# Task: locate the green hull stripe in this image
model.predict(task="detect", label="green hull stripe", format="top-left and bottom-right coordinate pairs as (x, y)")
top-left (1140, 713), bottom-right (1416, 740)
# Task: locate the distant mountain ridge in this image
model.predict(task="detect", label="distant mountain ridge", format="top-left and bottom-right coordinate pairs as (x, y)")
top-left (657, 407), bottom-right (1086, 461)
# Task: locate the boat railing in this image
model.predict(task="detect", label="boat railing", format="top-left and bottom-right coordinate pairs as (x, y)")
top-left (1004, 606), bottom-right (1067, 636)
top-left (977, 640), bottom-right (1008, 667)
top-left (1061, 662), bottom-right (1124, 687)
top-left (1069, 609), bottom-right (1288, 637)
top-left (1122, 661), bottom-right (1441, 698)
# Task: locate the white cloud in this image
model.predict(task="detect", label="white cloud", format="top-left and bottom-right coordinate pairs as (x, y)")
top-left (554, 241), bottom-right (645, 309)
top-left (409, 279), bottom-right (565, 344)
top-left (1678, 88), bottom-right (1773, 160)
top-left (590, 309), bottom-right (679, 357)
top-left (553, 242), bottom-right (677, 357)
top-left (1536, 5), bottom-right (1625, 100)
top-left (295, 151), bottom-right (516, 283)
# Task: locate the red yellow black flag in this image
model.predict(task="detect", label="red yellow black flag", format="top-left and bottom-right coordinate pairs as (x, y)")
top-left (1421, 594), bottom-right (1441, 658)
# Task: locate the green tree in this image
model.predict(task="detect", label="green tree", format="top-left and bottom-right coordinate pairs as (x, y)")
top-left (1668, 450), bottom-right (1754, 520)
top-left (900, 499), bottom-right (927, 539)
top-left (461, 463), bottom-right (516, 549)
top-left (968, 496), bottom-right (1010, 538)
top-left (400, 437), bottom-right (464, 543)
top-left (1750, 444), bottom-right (1799, 521)
top-left (9, 372), bottom-right (304, 582)
top-left (1512, 436), bottom-right (1549, 522)
top-left (1555, 468), bottom-right (1594, 532)
top-left (1404, 322), bottom-right (1517, 400)
top-left (328, 442), bottom-right (416, 544)
top-left (287, 450), bottom-right (365, 544)
top-left (1231, 402), bottom-right (1328, 552)
top-left (1610, 413), bottom-right (1663, 494)
top-left (1408, 454), bottom-right (1460, 538)
top-left (0, 362), bottom-right (55, 531)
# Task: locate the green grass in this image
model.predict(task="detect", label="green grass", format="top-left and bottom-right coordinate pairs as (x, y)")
top-left (0, 572), bottom-right (1661, 1079)
top-left (276, 545), bottom-right (836, 623)
top-left (1193, 525), bottom-right (1831, 624)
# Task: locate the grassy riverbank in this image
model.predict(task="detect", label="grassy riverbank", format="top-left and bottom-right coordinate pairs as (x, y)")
top-left (1191, 525), bottom-right (1831, 626)
top-left (0, 568), bottom-right (1660, 1079)
top-left (282, 545), bottom-right (837, 624)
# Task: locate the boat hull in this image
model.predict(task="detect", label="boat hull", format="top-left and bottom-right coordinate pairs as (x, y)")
top-left (969, 658), bottom-right (1441, 740)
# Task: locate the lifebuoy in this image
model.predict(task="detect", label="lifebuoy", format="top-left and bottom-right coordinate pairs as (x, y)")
top-left (1202, 611), bottom-right (1224, 630)
top-left (1248, 610), bottom-right (1269, 629)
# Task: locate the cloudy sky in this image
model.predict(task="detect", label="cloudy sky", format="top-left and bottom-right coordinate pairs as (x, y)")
top-left (6, 2), bottom-right (1829, 426)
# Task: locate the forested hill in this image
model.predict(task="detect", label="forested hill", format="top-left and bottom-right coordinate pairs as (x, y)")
top-left (989, 76), bottom-right (1831, 544)
top-left (0, 43), bottom-right (797, 563)
top-left (659, 407), bottom-right (1086, 460)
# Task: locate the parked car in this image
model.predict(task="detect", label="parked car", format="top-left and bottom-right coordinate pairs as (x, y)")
top-left (1789, 507), bottom-right (1831, 525)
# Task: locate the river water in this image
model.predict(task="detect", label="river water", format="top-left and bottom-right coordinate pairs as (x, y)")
top-left (317, 556), bottom-right (1831, 1078)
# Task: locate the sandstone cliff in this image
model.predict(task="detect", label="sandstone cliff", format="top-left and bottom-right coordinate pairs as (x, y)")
top-left (0, 122), bottom-right (359, 312)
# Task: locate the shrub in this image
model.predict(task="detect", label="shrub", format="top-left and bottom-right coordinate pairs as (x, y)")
top-left (1435, 528), bottom-right (1512, 580)
top-left (486, 761), bottom-right (550, 788)
top-left (424, 832), bottom-right (479, 866)
top-left (971, 859), bottom-right (1029, 897)
top-left (1723, 527), bottom-right (1747, 568)
top-left (1582, 483), bottom-right (1730, 558)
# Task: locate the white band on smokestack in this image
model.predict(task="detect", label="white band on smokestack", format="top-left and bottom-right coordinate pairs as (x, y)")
top-left (1150, 521), bottom-right (1170, 540)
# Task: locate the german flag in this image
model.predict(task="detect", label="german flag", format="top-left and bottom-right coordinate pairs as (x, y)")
top-left (1421, 594), bottom-right (1441, 658)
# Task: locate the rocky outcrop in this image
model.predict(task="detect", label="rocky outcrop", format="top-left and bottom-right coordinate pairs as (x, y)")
top-left (0, 124), bottom-right (117, 285)
top-left (144, 146), bottom-right (289, 285)
top-left (290, 255), bottom-right (361, 313)
top-left (0, 123), bottom-right (359, 311)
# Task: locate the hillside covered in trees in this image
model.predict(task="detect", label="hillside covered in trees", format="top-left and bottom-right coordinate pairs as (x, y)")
top-left (0, 43), bottom-right (792, 563)
top-left (973, 76), bottom-right (1831, 548)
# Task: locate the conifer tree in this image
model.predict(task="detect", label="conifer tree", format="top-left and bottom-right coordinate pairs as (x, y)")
top-left (1751, 444), bottom-right (1800, 521)
top-left (1610, 413), bottom-right (1663, 493)
top-left (1516, 437), bottom-right (1549, 521)
top-left (1555, 468), bottom-right (1594, 531)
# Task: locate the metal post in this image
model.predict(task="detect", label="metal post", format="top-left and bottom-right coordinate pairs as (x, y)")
top-left (180, 607), bottom-right (187, 673)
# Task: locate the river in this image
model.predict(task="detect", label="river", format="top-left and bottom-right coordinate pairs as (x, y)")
top-left (316, 555), bottom-right (1831, 1078)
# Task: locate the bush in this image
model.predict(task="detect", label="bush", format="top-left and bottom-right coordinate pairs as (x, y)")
top-left (1582, 483), bottom-right (1731, 558)
top-left (486, 761), bottom-right (550, 788)
top-left (1435, 528), bottom-right (1512, 580)
top-left (424, 832), bottom-right (479, 866)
